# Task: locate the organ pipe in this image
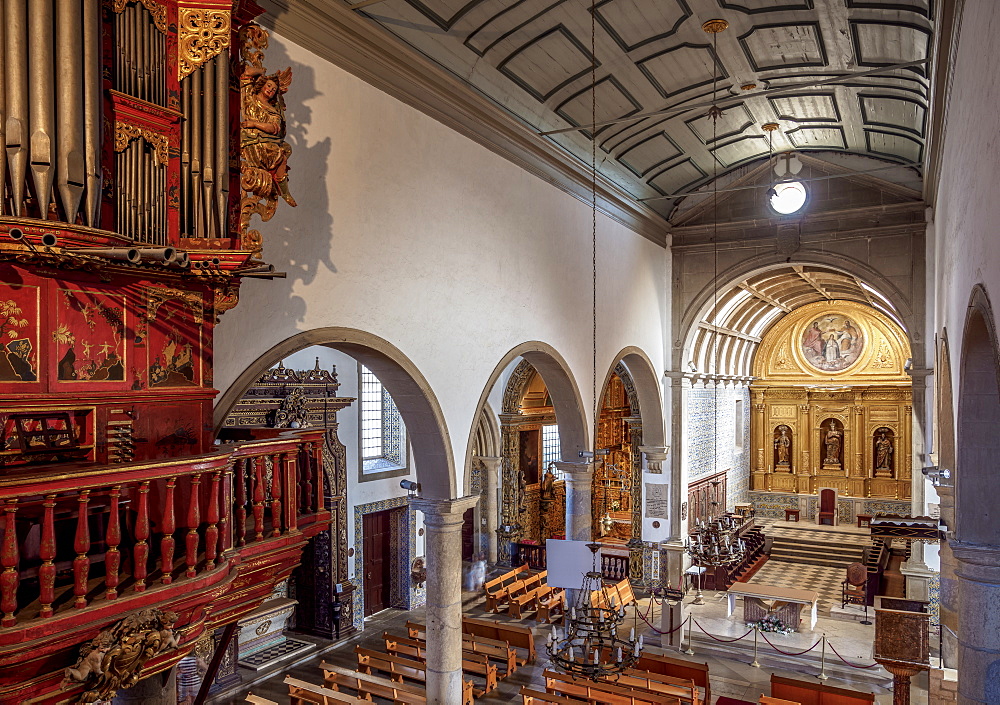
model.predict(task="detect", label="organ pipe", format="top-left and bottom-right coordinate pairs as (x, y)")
top-left (215, 52), bottom-right (229, 235)
top-left (56, 0), bottom-right (86, 223)
top-left (83, 0), bottom-right (101, 226)
top-left (28, 0), bottom-right (56, 215)
top-left (202, 57), bottom-right (216, 238)
top-left (6, 0), bottom-right (29, 216)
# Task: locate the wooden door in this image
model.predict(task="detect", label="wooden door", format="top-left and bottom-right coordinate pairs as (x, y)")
top-left (461, 507), bottom-right (475, 561)
top-left (362, 509), bottom-right (392, 617)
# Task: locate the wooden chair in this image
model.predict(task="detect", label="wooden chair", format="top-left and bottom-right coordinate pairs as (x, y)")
top-left (841, 562), bottom-right (867, 609)
top-left (818, 488), bottom-right (837, 526)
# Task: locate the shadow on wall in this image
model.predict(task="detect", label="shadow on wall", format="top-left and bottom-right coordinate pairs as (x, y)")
top-left (238, 32), bottom-right (337, 329)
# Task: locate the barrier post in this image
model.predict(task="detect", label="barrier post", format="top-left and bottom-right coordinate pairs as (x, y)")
top-left (818, 634), bottom-right (829, 680)
top-left (751, 625), bottom-right (760, 668)
top-left (684, 615), bottom-right (695, 655)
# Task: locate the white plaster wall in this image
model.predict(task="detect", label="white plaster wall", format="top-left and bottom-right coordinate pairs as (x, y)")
top-left (931, 1), bottom-right (1000, 533)
top-left (214, 31), bottom-right (670, 499)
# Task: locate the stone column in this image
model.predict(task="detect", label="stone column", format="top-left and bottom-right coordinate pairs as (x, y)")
top-left (951, 541), bottom-right (1000, 705)
top-left (554, 461), bottom-right (594, 541)
top-left (409, 496), bottom-right (480, 704)
top-left (937, 484), bottom-right (959, 667)
top-left (475, 456), bottom-right (502, 565)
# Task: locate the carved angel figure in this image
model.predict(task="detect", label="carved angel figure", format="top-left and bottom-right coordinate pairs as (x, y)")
top-left (238, 23), bottom-right (296, 256)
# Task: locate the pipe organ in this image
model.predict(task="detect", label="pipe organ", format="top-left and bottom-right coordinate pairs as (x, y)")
top-left (0, 0), bottom-right (277, 248)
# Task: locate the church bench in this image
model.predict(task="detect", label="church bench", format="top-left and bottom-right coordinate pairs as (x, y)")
top-left (591, 578), bottom-right (637, 610)
top-left (770, 675), bottom-right (876, 705)
top-left (628, 651), bottom-right (711, 705)
top-left (402, 623), bottom-right (518, 676)
top-left (543, 669), bottom-right (682, 705)
top-left (760, 697), bottom-right (801, 705)
top-left (463, 616), bottom-right (538, 663)
top-left (510, 584), bottom-right (551, 618)
top-left (520, 686), bottom-right (585, 704)
top-left (537, 586), bottom-right (566, 623)
top-left (484, 563), bottom-right (531, 611)
top-left (354, 646), bottom-right (475, 705)
top-left (608, 671), bottom-right (700, 705)
top-left (284, 675), bottom-right (368, 704)
top-left (320, 661), bottom-right (427, 704)
top-left (382, 632), bottom-right (500, 696)
top-left (246, 695), bottom-right (280, 705)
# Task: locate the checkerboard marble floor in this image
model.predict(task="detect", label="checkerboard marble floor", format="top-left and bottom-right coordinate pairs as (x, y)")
top-left (758, 519), bottom-right (873, 545)
top-left (745, 560), bottom-right (849, 614)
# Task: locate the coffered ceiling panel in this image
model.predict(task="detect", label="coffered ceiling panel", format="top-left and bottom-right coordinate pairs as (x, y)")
top-left (352, 0), bottom-right (934, 220)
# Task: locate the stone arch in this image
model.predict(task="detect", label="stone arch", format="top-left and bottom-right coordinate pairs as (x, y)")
top-left (938, 331), bottom-right (956, 475)
top-left (677, 256), bottom-right (916, 377)
top-left (213, 327), bottom-right (456, 500)
top-left (600, 346), bottom-right (666, 447)
top-left (956, 285), bottom-right (1000, 544)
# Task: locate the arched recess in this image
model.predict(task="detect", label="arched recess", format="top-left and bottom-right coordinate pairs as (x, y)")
top-left (466, 402), bottom-right (500, 559)
top-left (463, 342), bottom-right (589, 564)
top-left (678, 257), bottom-right (915, 378)
top-left (936, 330), bottom-right (959, 668)
top-left (956, 286), bottom-right (1000, 544)
top-left (214, 328), bottom-right (456, 500)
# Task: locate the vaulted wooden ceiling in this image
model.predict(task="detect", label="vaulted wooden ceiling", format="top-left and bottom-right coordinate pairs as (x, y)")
top-left (351, 0), bottom-right (932, 219)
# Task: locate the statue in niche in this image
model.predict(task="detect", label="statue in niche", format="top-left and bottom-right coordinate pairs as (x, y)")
top-left (823, 420), bottom-right (843, 468)
top-left (540, 469), bottom-right (556, 500)
top-left (773, 425), bottom-right (792, 470)
top-left (874, 428), bottom-right (894, 477)
top-left (239, 23), bottom-right (297, 257)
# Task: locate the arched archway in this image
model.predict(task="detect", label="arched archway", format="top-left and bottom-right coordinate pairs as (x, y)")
top-left (214, 327), bottom-right (456, 500)
top-left (956, 286), bottom-right (1000, 544)
top-left (936, 331), bottom-right (959, 668)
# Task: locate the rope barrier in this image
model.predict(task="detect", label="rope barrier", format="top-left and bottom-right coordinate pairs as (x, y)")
top-left (693, 620), bottom-right (753, 643)
top-left (828, 641), bottom-right (881, 669)
top-left (758, 631), bottom-right (822, 656)
top-left (635, 609), bottom-right (687, 635)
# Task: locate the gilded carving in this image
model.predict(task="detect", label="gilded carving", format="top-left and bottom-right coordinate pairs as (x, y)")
top-left (775, 345), bottom-right (793, 370)
top-left (63, 608), bottom-right (179, 702)
top-left (212, 285), bottom-right (239, 323)
top-left (178, 7), bottom-right (232, 80)
top-left (145, 286), bottom-right (204, 323)
top-left (273, 387), bottom-right (310, 428)
top-left (238, 23), bottom-right (296, 257)
top-left (110, 0), bottom-right (167, 34)
top-left (114, 121), bottom-right (169, 165)
top-left (870, 340), bottom-right (893, 369)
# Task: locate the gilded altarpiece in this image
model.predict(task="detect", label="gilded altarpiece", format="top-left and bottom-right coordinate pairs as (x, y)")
top-left (498, 361), bottom-right (566, 563)
top-left (750, 301), bottom-right (912, 501)
top-left (219, 360), bottom-right (356, 639)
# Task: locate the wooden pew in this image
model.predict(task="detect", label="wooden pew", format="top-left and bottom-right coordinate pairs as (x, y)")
top-left (403, 623), bottom-right (518, 676)
top-left (760, 697), bottom-right (801, 705)
top-left (463, 616), bottom-right (537, 663)
top-left (320, 661), bottom-right (427, 704)
top-left (630, 651), bottom-right (712, 705)
top-left (284, 675), bottom-right (368, 704)
top-left (354, 646), bottom-right (475, 705)
top-left (510, 584), bottom-right (550, 618)
top-left (520, 686), bottom-right (583, 704)
top-left (537, 587), bottom-right (566, 623)
top-left (608, 671), bottom-right (700, 705)
top-left (770, 675), bottom-right (876, 705)
top-left (484, 563), bottom-right (531, 611)
top-left (246, 695), bottom-right (280, 705)
top-left (544, 669), bottom-right (682, 705)
top-left (383, 632), bottom-right (499, 697)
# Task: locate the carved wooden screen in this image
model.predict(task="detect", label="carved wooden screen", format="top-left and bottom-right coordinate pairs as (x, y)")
top-left (687, 470), bottom-right (728, 527)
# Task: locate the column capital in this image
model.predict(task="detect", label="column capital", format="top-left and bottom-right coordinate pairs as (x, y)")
top-left (473, 455), bottom-right (502, 471)
top-left (553, 460), bottom-right (593, 480)
top-left (410, 495), bottom-right (479, 526)
top-left (951, 540), bottom-right (1000, 576)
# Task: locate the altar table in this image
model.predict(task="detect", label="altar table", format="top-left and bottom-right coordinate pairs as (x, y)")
top-left (727, 582), bottom-right (819, 631)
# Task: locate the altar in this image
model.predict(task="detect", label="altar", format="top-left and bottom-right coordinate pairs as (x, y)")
top-left (727, 582), bottom-right (820, 631)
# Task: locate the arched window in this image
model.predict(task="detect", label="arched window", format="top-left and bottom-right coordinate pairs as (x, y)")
top-left (360, 364), bottom-right (407, 475)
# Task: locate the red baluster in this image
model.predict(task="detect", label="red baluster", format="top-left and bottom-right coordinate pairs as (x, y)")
top-left (39, 495), bottom-right (56, 617)
top-left (186, 474), bottom-right (202, 578)
top-left (270, 454), bottom-right (283, 536)
top-left (161, 478), bottom-right (176, 584)
top-left (253, 457), bottom-right (265, 541)
top-left (234, 459), bottom-right (247, 547)
top-left (1, 500), bottom-right (20, 626)
top-left (105, 486), bottom-right (122, 600)
top-left (220, 465), bottom-right (233, 554)
top-left (302, 443), bottom-right (315, 513)
top-left (73, 491), bottom-right (91, 608)
top-left (205, 471), bottom-right (221, 568)
top-left (133, 482), bottom-right (150, 592)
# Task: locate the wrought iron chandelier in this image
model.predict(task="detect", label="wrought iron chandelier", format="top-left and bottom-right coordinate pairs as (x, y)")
top-left (546, 543), bottom-right (642, 679)
top-left (685, 515), bottom-right (747, 567)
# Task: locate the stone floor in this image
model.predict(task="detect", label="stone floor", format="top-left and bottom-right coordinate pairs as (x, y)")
top-left (206, 585), bottom-right (931, 705)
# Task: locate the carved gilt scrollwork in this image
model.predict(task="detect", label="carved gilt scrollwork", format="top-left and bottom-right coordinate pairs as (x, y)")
top-left (177, 7), bottom-right (232, 80)
top-left (213, 285), bottom-right (240, 323)
top-left (63, 608), bottom-right (180, 703)
top-left (145, 286), bottom-right (205, 323)
top-left (114, 121), bottom-right (169, 165)
top-left (110, 0), bottom-right (167, 34)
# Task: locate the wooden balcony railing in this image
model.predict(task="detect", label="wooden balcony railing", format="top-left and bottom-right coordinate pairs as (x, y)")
top-left (0, 430), bottom-right (325, 629)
